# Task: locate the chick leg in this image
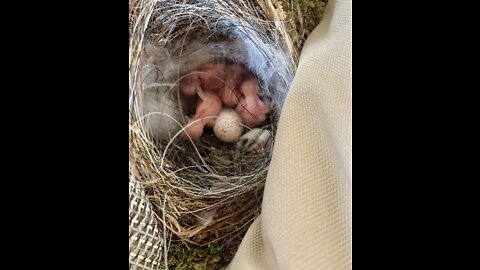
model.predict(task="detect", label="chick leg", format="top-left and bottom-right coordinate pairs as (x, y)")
top-left (236, 128), bottom-right (272, 152)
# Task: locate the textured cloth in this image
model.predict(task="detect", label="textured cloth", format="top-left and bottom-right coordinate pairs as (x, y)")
top-left (129, 179), bottom-right (163, 270)
top-left (228, 0), bottom-right (352, 268)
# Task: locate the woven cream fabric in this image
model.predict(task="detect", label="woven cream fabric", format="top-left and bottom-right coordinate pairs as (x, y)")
top-left (129, 179), bottom-right (163, 270)
top-left (228, 0), bottom-right (352, 268)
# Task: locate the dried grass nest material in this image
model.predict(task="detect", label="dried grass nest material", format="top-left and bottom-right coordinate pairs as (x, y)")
top-left (129, 0), bottom-right (327, 268)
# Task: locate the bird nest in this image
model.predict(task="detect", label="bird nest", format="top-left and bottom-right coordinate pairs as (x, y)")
top-left (129, 0), bottom-right (327, 268)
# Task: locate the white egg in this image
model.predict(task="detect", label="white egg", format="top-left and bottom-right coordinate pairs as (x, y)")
top-left (213, 108), bottom-right (245, 143)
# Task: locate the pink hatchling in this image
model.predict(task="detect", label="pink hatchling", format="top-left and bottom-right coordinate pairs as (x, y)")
top-left (236, 78), bottom-right (272, 127)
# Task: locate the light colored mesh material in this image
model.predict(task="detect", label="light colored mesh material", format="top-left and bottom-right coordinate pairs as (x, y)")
top-left (129, 179), bottom-right (163, 270)
top-left (228, 0), bottom-right (352, 268)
